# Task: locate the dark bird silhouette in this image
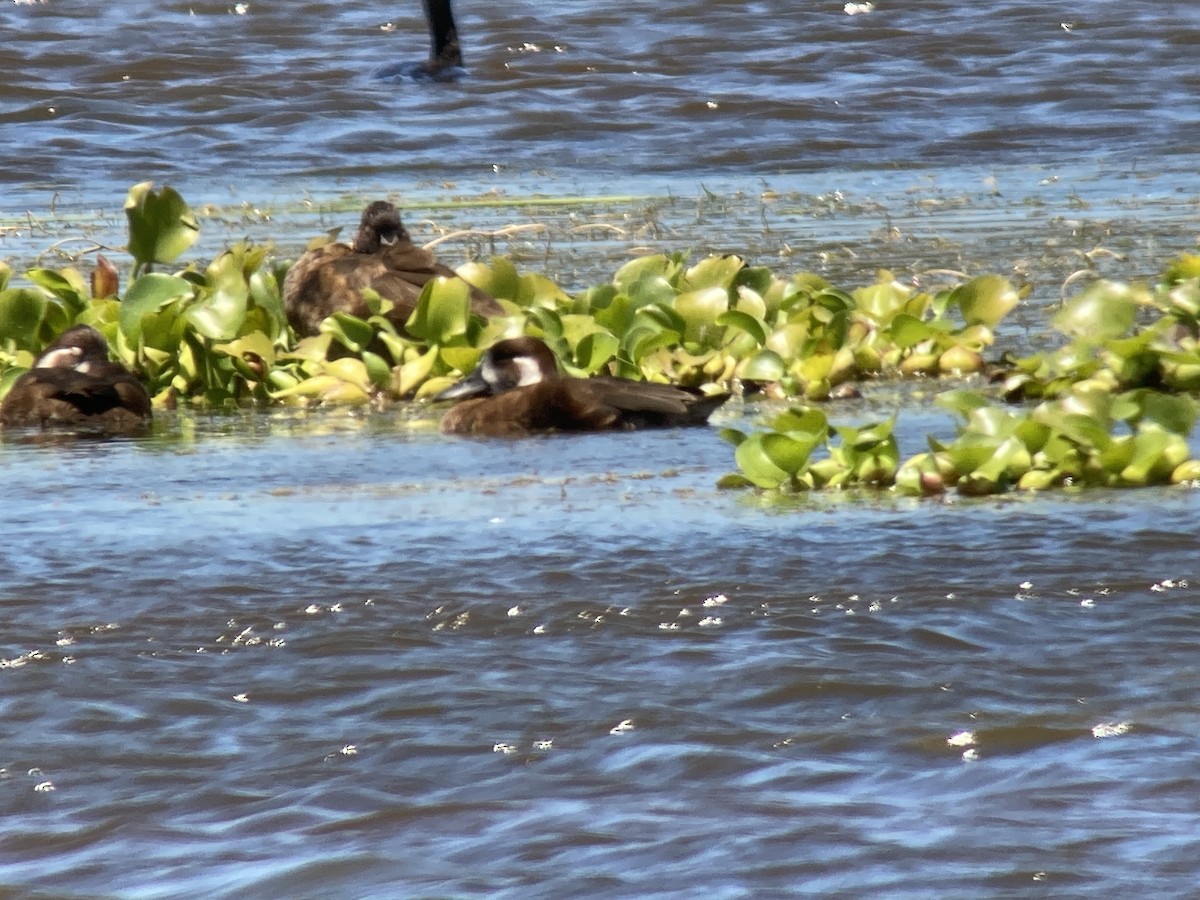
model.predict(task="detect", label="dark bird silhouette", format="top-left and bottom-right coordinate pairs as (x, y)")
top-left (377, 0), bottom-right (465, 80)
top-left (0, 325), bottom-right (152, 432)
top-left (283, 200), bottom-right (504, 339)
top-left (435, 336), bottom-right (728, 437)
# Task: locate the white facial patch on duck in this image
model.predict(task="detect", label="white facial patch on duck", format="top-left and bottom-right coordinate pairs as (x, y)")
top-left (37, 346), bottom-right (84, 369)
top-left (512, 356), bottom-right (545, 387)
top-left (482, 355), bottom-right (544, 391)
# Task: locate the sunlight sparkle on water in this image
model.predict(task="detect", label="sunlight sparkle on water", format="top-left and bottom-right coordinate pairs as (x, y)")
top-left (947, 731), bottom-right (976, 748)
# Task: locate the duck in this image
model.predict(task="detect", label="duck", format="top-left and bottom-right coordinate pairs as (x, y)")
top-left (435, 336), bottom-right (728, 436)
top-left (0, 325), bottom-right (152, 432)
top-left (375, 0), bottom-right (464, 81)
top-left (283, 200), bottom-right (504, 339)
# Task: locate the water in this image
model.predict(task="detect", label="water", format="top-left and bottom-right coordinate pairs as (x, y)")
top-left (3, 0), bottom-right (1200, 895)
top-left (3, 0), bottom-right (1200, 188)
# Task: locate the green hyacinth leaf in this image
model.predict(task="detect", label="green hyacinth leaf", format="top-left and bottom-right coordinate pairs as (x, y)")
top-left (120, 273), bottom-right (194, 344)
top-left (674, 286), bottom-right (729, 342)
top-left (717, 309), bottom-right (767, 346)
top-left (952, 275), bottom-right (1021, 329)
top-left (887, 314), bottom-right (936, 349)
top-left (321, 313), bottom-right (375, 354)
top-left (25, 267), bottom-right (89, 318)
top-left (183, 250), bottom-right (251, 341)
top-left (213, 330), bottom-right (277, 372)
top-left (770, 405), bottom-right (828, 437)
top-left (733, 433), bottom-right (793, 489)
top-left (1124, 390), bottom-right (1197, 435)
top-left (396, 344), bottom-right (439, 396)
top-left (718, 427), bottom-right (748, 448)
top-left (574, 331), bottom-right (619, 374)
top-left (0, 288), bottom-right (49, 350)
top-left (680, 255), bottom-right (744, 292)
top-left (739, 349), bottom-right (786, 383)
top-left (406, 277), bottom-right (470, 344)
top-left (613, 254), bottom-right (675, 294)
top-left (1052, 283), bottom-right (1138, 340)
top-left (124, 182), bottom-right (200, 273)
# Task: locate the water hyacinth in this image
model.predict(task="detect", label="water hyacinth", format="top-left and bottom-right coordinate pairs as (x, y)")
top-left (721, 387), bottom-right (1200, 497)
top-left (0, 183), bottom-right (1028, 410)
top-left (2, 183), bottom-right (1200, 496)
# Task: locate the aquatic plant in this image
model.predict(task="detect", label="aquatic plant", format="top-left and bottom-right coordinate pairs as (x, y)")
top-left (0, 183), bottom-right (1028, 409)
top-left (721, 382), bottom-right (1200, 496)
top-left (2, 182), bottom-right (1200, 497)
top-left (998, 257), bottom-right (1200, 401)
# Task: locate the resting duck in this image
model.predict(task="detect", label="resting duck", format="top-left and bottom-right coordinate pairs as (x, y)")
top-left (0, 325), bottom-right (152, 432)
top-left (435, 336), bottom-right (728, 436)
top-left (283, 200), bottom-right (503, 338)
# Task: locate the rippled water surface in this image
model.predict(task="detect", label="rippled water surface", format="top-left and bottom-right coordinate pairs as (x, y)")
top-left (4, 0), bottom-right (1200, 896)
top-left (3, 411), bottom-right (1200, 896)
top-left (3, 0), bottom-right (1200, 188)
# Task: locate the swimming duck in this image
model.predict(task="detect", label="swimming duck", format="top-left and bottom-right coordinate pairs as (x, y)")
top-left (435, 336), bottom-right (728, 436)
top-left (283, 200), bottom-right (503, 338)
top-left (0, 325), bottom-right (152, 432)
top-left (376, 0), bottom-right (464, 80)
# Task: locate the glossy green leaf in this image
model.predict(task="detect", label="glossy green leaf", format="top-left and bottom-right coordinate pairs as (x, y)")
top-left (613, 254), bottom-right (676, 294)
top-left (717, 309), bottom-right (767, 346)
top-left (739, 349), bottom-right (786, 382)
top-left (25, 267), bottom-right (89, 317)
top-left (854, 280), bottom-right (912, 325)
top-left (120, 273), bottom-right (193, 344)
top-left (1127, 390), bottom-right (1197, 435)
top-left (214, 331), bottom-right (277, 370)
top-left (681, 255), bottom-right (743, 292)
top-left (734, 433), bottom-right (799, 489)
top-left (185, 251), bottom-right (251, 341)
top-left (1052, 284), bottom-right (1138, 340)
top-left (574, 331), bottom-right (619, 373)
top-left (518, 273), bottom-right (571, 307)
top-left (952, 275), bottom-right (1020, 329)
top-left (718, 427), bottom-right (748, 448)
top-left (124, 182), bottom-right (200, 273)
top-left (406, 277), bottom-right (470, 344)
top-left (674, 287), bottom-right (728, 340)
top-left (0, 288), bottom-right (49, 349)
top-left (771, 405), bottom-right (828, 437)
top-left (321, 313), bottom-right (375, 354)
top-left (396, 344), bottom-right (439, 396)
top-left (888, 314), bottom-right (935, 349)
top-left (362, 351), bottom-right (392, 388)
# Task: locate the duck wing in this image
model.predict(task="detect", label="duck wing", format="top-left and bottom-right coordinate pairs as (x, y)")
top-left (283, 243), bottom-right (366, 336)
top-left (580, 377), bottom-right (727, 426)
top-left (378, 242), bottom-right (505, 316)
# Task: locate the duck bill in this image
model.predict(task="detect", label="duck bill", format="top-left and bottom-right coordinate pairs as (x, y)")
top-left (433, 370), bottom-right (491, 402)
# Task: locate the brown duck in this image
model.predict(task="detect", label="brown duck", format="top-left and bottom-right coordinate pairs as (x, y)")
top-left (283, 200), bottom-right (503, 338)
top-left (0, 325), bottom-right (152, 432)
top-left (435, 336), bottom-right (728, 437)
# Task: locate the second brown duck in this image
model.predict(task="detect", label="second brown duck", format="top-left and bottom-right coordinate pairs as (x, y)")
top-left (283, 200), bottom-right (504, 337)
top-left (435, 336), bottom-right (728, 437)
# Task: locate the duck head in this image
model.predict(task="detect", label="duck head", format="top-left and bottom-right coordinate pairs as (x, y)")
top-left (435, 336), bottom-right (559, 401)
top-left (34, 325), bottom-right (113, 374)
top-left (352, 201), bottom-right (411, 253)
